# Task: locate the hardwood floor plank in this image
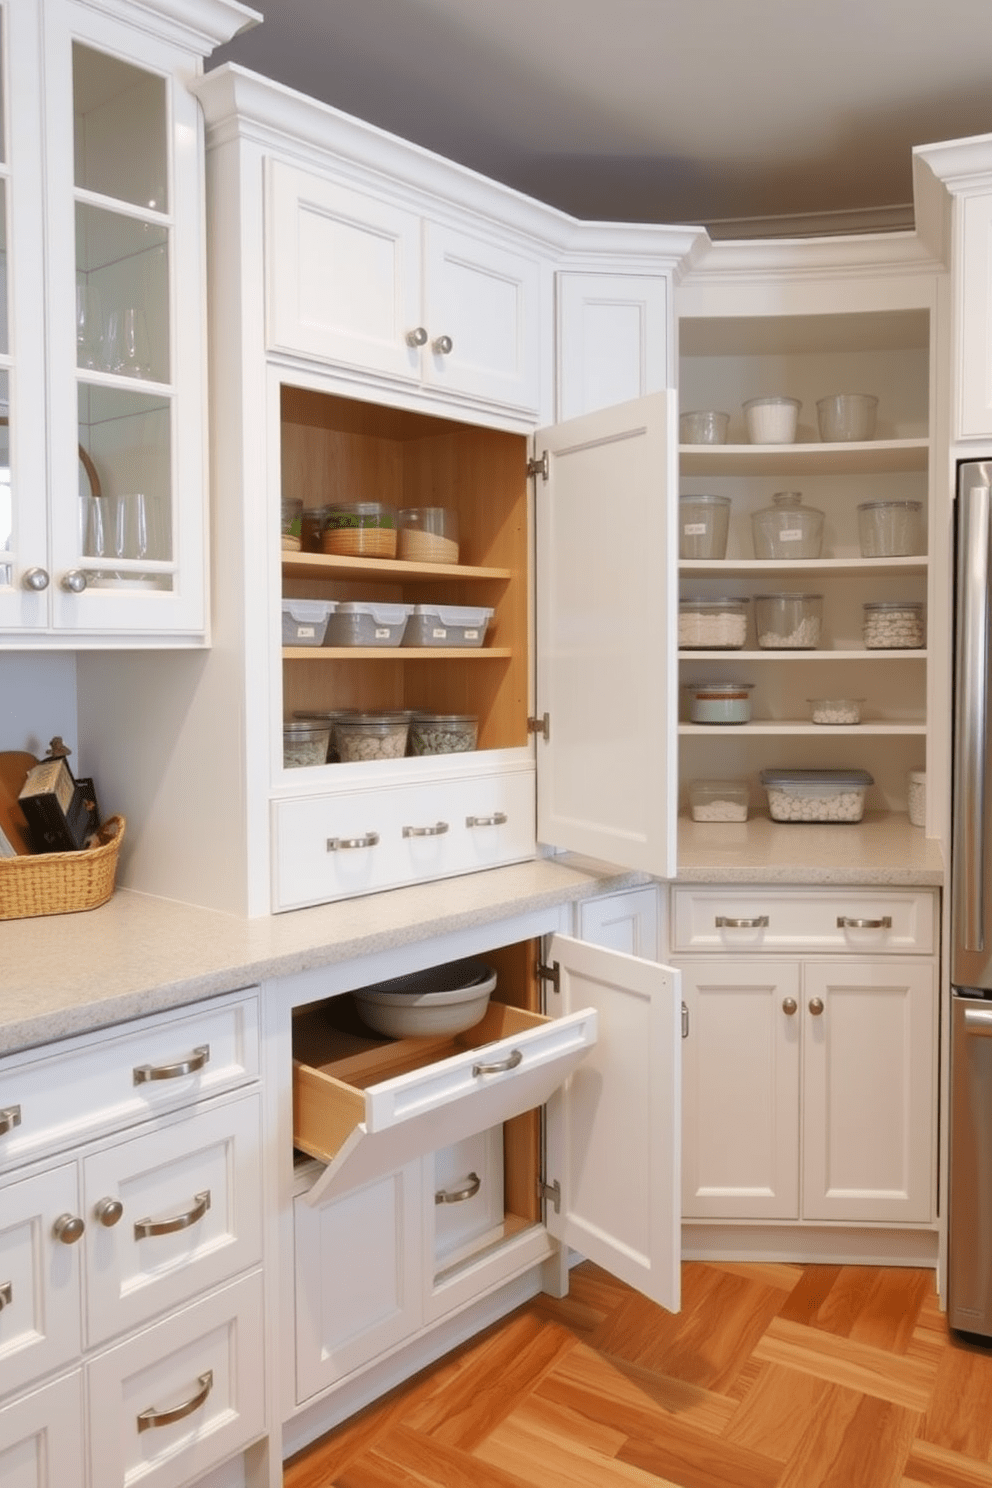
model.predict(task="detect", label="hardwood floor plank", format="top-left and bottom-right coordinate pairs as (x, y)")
top-left (475, 1399), bottom-right (681, 1488)
top-left (776, 1395), bottom-right (919, 1488)
top-left (778, 1265), bottom-right (844, 1326)
top-left (811, 1265), bottom-right (890, 1338)
top-left (847, 1269), bottom-right (934, 1353)
top-left (352, 1423), bottom-right (534, 1488)
top-left (617, 1418), bottom-right (782, 1488)
top-left (753, 1315), bottom-right (938, 1411)
top-left (919, 1333), bottom-right (992, 1458)
top-left (723, 1361), bottom-right (848, 1462)
top-left (903, 1438), bottom-right (992, 1485)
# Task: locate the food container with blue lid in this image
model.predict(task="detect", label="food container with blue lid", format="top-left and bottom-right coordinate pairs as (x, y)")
top-left (760, 768), bottom-right (873, 822)
top-left (685, 681), bottom-right (754, 724)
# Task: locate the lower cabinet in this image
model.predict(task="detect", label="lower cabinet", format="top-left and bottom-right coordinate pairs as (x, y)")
top-left (674, 887), bottom-right (939, 1227)
top-left (0, 1373), bottom-right (84, 1488)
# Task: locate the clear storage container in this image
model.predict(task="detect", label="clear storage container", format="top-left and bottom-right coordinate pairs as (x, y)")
top-left (281, 496), bottom-right (303, 551)
top-left (908, 770), bottom-right (926, 827)
top-left (402, 603), bottom-right (493, 648)
top-left (679, 410), bottom-right (729, 445)
top-left (862, 601), bottom-right (925, 649)
top-left (816, 393), bottom-right (878, 442)
top-left (335, 713), bottom-right (410, 761)
top-left (679, 494), bottom-right (731, 559)
top-left (301, 504), bottom-right (333, 553)
top-left (283, 720), bottom-right (331, 769)
top-left (684, 681), bottom-right (754, 724)
top-left (293, 708), bottom-right (358, 763)
top-left (688, 779), bottom-right (749, 822)
top-left (751, 492), bottom-right (824, 560)
top-left (323, 601), bottom-right (412, 647)
top-left (321, 501), bottom-right (397, 557)
top-left (807, 697), bottom-right (864, 725)
top-left (678, 598), bottom-right (748, 649)
top-left (857, 500), bottom-right (924, 558)
top-left (760, 768), bottom-right (874, 822)
top-left (408, 713), bottom-right (479, 755)
top-left (281, 599), bottom-right (334, 646)
top-left (397, 507), bottom-right (460, 564)
top-left (743, 396), bottom-right (800, 443)
top-left (755, 592), bottom-right (823, 649)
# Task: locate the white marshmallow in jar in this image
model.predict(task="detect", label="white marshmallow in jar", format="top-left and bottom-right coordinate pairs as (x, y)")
top-left (862, 601), bottom-right (925, 649)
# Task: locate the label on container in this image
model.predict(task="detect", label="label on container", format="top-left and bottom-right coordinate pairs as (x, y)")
top-left (374, 627), bottom-right (391, 639)
top-left (464, 628), bottom-right (479, 640)
top-left (432, 626), bottom-right (448, 639)
top-left (296, 625), bottom-right (316, 638)
top-left (683, 522), bottom-right (707, 536)
top-left (779, 528), bottom-right (803, 541)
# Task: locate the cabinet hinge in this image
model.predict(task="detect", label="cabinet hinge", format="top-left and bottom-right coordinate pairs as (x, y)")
top-left (537, 1178), bottom-right (561, 1214)
top-left (527, 712), bottom-right (550, 742)
top-left (682, 1001), bottom-right (689, 1039)
top-left (527, 450), bottom-right (549, 482)
top-left (536, 960), bottom-right (560, 995)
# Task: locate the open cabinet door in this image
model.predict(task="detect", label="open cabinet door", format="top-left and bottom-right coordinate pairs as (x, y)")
top-left (534, 391), bottom-right (678, 877)
top-left (544, 932), bottom-right (681, 1313)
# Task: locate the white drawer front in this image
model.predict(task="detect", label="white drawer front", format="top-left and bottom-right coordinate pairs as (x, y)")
top-left (0, 1163), bottom-right (82, 1398)
top-left (0, 991), bottom-right (260, 1174)
top-left (82, 1092), bottom-right (263, 1346)
top-left (86, 1271), bottom-right (265, 1488)
top-left (671, 887), bottom-right (936, 955)
top-left (272, 770), bottom-right (535, 911)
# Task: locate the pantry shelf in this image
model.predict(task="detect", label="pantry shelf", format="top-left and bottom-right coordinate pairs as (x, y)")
top-left (678, 649), bottom-right (928, 661)
top-left (679, 437), bottom-right (928, 477)
top-left (679, 557), bottom-right (928, 579)
top-left (678, 721), bottom-right (927, 736)
top-left (283, 647), bottom-right (512, 661)
top-left (282, 552), bottom-right (512, 583)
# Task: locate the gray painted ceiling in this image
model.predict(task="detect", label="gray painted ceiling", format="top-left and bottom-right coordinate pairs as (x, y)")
top-left (210, 0), bottom-right (992, 236)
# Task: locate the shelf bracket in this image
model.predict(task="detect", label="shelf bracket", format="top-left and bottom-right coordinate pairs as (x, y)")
top-left (527, 451), bottom-right (549, 482)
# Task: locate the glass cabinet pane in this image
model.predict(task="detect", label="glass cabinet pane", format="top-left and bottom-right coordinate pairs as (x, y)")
top-left (77, 384), bottom-right (173, 591)
top-left (75, 204), bottom-right (169, 381)
top-left (72, 43), bottom-right (167, 212)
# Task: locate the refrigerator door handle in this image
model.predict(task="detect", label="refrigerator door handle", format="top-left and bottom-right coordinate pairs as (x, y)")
top-left (963, 1005), bottom-right (992, 1034)
top-left (955, 479), bottom-right (992, 955)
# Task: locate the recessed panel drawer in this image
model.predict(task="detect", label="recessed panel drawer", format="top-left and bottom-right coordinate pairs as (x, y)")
top-left (0, 990), bottom-right (260, 1174)
top-left (671, 887), bottom-right (936, 955)
top-left (293, 999), bottom-right (597, 1205)
top-left (272, 769), bottom-right (536, 911)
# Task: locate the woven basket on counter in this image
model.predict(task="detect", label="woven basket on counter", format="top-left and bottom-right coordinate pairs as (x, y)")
top-left (0, 815), bottom-right (125, 920)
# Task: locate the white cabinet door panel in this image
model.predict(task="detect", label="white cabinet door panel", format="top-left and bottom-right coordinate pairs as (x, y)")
top-left (0, 1164), bottom-right (81, 1398)
top-left (557, 273), bottom-right (669, 421)
top-left (0, 1372), bottom-right (84, 1488)
top-left (577, 886), bottom-right (660, 959)
top-left (545, 933), bottom-right (681, 1313)
top-left (960, 194), bottom-right (992, 438)
top-left (535, 392), bottom-right (678, 876)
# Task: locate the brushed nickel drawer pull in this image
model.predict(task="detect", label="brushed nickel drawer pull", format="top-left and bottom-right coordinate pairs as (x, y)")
top-left (809, 997), bottom-right (825, 1016)
top-left (326, 832), bottom-right (379, 851)
top-left (836, 915), bottom-right (893, 930)
top-left (137, 1370), bottom-right (213, 1433)
top-left (134, 1189), bottom-right (210, 1240)
top-left (466, 812), bottom-right (507, 827)
top-left (94, 1197), bottom-right (124, 1227)
top-left (472, 1049), bottom-right (523, 1077)
top-left (0, 1281), bottom-right (11, 1311)
top-left (402, 821), bottom-right (449, 838)
top-left (783, 997), bottom-right (798, 1015)
top-left (715, 915), bottom-right (769, 929)
top-left (435, 1172), bottom-right (481, 1205)
top-left (53, 1213), bottom-right (85, 1244)
top-left (133, 1045), bottom-right (209, 1085)
top-left (0, 1105), bottom-right (21, 1137)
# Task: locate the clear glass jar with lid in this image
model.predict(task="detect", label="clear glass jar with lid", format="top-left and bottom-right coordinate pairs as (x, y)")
top-left (751, 492), bottom-right (824, 560)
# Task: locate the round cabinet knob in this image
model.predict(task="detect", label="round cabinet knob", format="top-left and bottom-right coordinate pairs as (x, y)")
top-left (782, 997), bottom-right (798, 1016)
top-left (52, 1213), bottom-right (85, 1244)
top-left (94, 1197), bottom-right (124, 1227)
top-left (808, 997), bottom-right (825, 1016)
top-left (59, 570), bottom-right (87, 593)
top-left (432, 334), bottom-right (454, 355)
top-left (405, 326), bottom-right (428, 347)
top-left (22, 567), bottom-right (50, 591)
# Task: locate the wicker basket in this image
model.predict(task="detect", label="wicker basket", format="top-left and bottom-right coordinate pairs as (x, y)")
top-left (0, 815), bottom-right (125, 920)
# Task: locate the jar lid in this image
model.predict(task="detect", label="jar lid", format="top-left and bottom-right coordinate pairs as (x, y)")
top-left (760, 768), bottom-right (874, 786)
top-left (679, 597), bottom-right (748, 609)
top-left (743, 395), bottom-right (801, 409)
top-left (858, 500), bottom-right (922, 511)
top-left (282, 720), bottom-right (329, 738)
top-left (679, 492), bottom-right (731, 506)
top-left (863, 600), bottom-right (924, 611)
top-left (908, 769), bottom-right (926, 782)
top-left (771, 492), bottom-right (803, 505)
top-left (413, 713), bottom-right (477, 723)
top-left (684, 681), bottom-right (755, 694)
top-left (754, 591), bottom-right (823, 600)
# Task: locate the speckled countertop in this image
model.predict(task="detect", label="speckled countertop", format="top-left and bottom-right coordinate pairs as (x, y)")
top-left (677, 813), bottom-right (945, 886)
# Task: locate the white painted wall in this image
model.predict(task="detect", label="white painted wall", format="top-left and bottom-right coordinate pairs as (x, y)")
top-left (1, 653), bottom-right (78, 758)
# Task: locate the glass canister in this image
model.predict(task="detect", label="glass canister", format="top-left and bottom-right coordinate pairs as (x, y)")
top-left (679, 494), bottom-right (731, 560)
top-left (751, 492), bottom-right (824, 560)
top-left (678, 598), bottom-right (749, 649)
top-left (685, 681), bottom-right (755, 724)
top-left (857, 500), bottom-right (924, 558)
top-left (755, 592), bottom-right (823, 649)
top-left (321, 502), bottom-right (398, 558)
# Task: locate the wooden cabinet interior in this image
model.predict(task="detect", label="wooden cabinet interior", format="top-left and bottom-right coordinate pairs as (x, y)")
top-left (279, 386), bottom-right (530, 751)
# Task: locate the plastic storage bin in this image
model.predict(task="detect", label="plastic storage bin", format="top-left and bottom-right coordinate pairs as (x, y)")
top-left (678, 598), bottom-right (748, 649)
top-left (751, 493), bottom-right (824, 559)
top-left (688, 780), bottom-right (749, 822)
top-left (755, 592), bottom-right (823, 648)
top-left (293, 709), bottom-right (358, 763)
top-left (679, 494), bottom-right (731, 559)
top-left (321, 502), bottom-right (397, 557)
top-left (334, 713), bottom-right (410, 761)
top-left (402, 604), bottom-right (493, 648)
top-left (281, 599), bottom-right (335, 646)
top-left (862, 601), bottom-right (925, 649)
top-left (323, 601), bottom-right (412, 647)
top-left (743, 396), bottom-right (800, 443)
top-left (760, 768), bottom-right (874, 822)
top-left (283, 720), bottom-right (331, 768)
top-left (408, 713), bottom-right (479, 755)
top-left (808, 697), bottom-right (864, 725)
top-left (397, 507), bottom-right (460, 564)
top-left (685, 681), bottom-right (754, 724)
top-left (857, 500), bottom-right (924, 557)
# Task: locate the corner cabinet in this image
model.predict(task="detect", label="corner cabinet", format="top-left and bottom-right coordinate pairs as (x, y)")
top-left (0, 0), bottom-right (257, 645)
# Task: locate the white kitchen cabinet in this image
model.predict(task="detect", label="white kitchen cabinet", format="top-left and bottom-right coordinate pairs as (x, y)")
top-left (556, 271), bottom-right (669, 421)
top-left (957, 192), bottom-right (992, 439)
top-left (574, 884), bottom-right (661, 959)
top-left (0, 1373), bottom-right (84, 1488)
top-left (0, 0), bottom-right (256, 644)
top-left (0, 989), bottom-right (265, 1487)
top-left (267, 161), bottom-right (542, 416)
top-left (675, 887), bottom-right (938, 1229)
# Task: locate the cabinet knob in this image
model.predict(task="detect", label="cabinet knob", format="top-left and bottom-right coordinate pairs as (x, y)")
top-left (432, 334), bottom-right (454, 355)
top-left (59, 569), bottom-right (88, 593)
top-left (808, 997), bottom-right (825, 1016)
top-left (782, 997), bottom-right (798, 1015)
top-left (52, 1213), bottom-right (85, 1244)
top-left (94, 1197), bottom-right (124, 1227)
top-left (406, 326), bottom-right (428, 347)
top-left (22, 566), bottom-right (49, 591)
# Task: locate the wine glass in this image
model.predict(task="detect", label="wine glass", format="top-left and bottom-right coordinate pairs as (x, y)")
top-left (76, 284), bottom-right (105, 370)
top-left (104, 307), bottom-right (152, 378)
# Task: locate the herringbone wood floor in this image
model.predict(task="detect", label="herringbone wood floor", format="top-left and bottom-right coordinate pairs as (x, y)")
top-left (284, 1259), bottom-right (992, 1488)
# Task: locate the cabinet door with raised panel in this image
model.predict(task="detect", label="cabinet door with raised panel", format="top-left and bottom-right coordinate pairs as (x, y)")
top-left (960, 193), bottom-right (992, 438)
top-left (0, 1372), bottom-right (84, 1488)
top-left (802, 958), bottom-right (937, 1223)
top-left (556, 272), bottom-right (669, 422)
top-left (0, 1163), bottom-right (83, 1399)
top-left (680, 958), bottom-right (801, 1220)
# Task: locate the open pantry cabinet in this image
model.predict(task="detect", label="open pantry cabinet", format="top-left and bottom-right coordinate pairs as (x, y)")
top-left (285, 927), bottom-right (681, 1409)
top-left (675, 247), bottom-right (947, 835)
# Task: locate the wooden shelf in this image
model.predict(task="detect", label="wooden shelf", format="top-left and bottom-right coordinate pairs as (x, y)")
top-left (282, 551), bottom-right (512, 584)
top-left (678, 648), bottom-right (927, 661)
top-left (679, 438), bottom-right (929, 477)
top-left (680, 556), bottom-right (927, 579)
top-left (283, 646), bottom-right (512, 660)
top-left (679, 721), bottom-right (927, 736)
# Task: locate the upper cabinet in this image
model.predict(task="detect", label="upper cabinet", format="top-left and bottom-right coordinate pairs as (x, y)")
top-left (0, 0), bottom-right (258, 645)
top-left (555, 271), bottom-right (670, 422)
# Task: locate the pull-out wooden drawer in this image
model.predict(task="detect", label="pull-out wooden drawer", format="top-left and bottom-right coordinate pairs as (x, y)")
top-left (671, 886), bottom-right (937, 955)
top-left (293, 998), bottom-right (597, 1204)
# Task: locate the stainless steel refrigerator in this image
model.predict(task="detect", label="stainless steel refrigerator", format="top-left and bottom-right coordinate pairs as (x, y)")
top-left (950, 459), bottom-right (992, 1335)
